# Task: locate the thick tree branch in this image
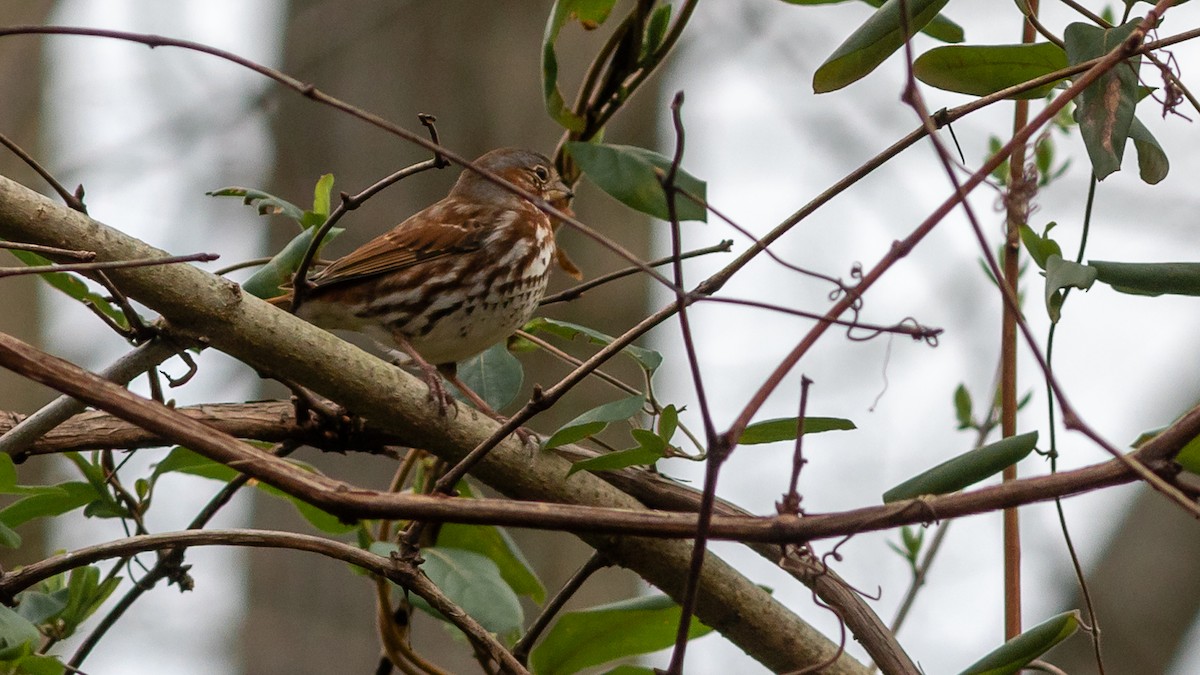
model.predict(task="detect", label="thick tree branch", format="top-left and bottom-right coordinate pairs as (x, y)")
top-left (3, 398), bottom-right (1196, 543)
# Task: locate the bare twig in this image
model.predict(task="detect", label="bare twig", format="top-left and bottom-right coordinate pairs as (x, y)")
top-left (539, 239), bottom-right (733, 306)
top-left (662, 92), bottom-right (720, 675)
top-left (0, 240), bottom-right (94, 260)
top-left (0, 130), bottom-right (87, 212)
top-left (0, 252), bottom-right (217, 278)
top-left (513, 329), bottom-right (638, 396)
top-left (512, 553), bottom-right (609, 665)
top-left (778, 377), bottom-right (814, 516)
top-left (698, 296), bottom-right (941, 342)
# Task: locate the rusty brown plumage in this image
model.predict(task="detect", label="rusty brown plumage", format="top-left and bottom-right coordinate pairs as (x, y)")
top-left (270, 148), bottom-right (572, 415)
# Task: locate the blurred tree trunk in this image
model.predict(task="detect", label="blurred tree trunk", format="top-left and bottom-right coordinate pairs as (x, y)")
top-left (0, 0), bottom-right (56, 567)
top-left (242, 2), bottom-right (657, 672)
top-left (1048, 488), bottom-right (1200, 673)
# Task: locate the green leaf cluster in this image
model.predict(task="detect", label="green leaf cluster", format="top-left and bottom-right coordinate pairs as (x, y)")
top-left (0, 566), bottom-right (119, 674)
top-left (208, 174), bottom-right (343, 299)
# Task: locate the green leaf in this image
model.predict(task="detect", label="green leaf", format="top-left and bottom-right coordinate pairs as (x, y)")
top-left (63, 453), bottom-right (122, 517)
top-left (0, 482), bottom-right (97, 529)
top-left (1127, 115), bottom-right (1169, 184)
top-left (1173, 436), bottom-right (1200, 474)
top-left (565, 142), bottom-right (707, 222)
top-left (436, 482), bottom-right (545, 606)
top-left (209, 176), bottom-right (334, 229)
top-left (1035, 135), bottom-right (1054, 179)
top-left (5, 248), bottom-right (130, 330)
top-left (567, 447), bottom-right (664, 476)
top-left (914, 42), bottom-right (1068, 98)
top-left (901, 524), bottom-right (924, 556)
top-left (988, 135), bottom-right (1010, 185)
top-left (1043, 254), bottom-right (1097, 323)
top-left (151, 446), bottom-right (236, 481)
top-left (82, 500), bottom-right (130, 520)
top-left (377, 545), bottom-right (524, 636)
top-left (629, 428), bottom-right (667, 455)
top-left (0, 454), bottom-right (17, 492)
top-left (813, 0), bottom-right (950, 93)
top-left (524, 317), bottom-right (662, 372)
top-left (529, 595), bottom-right (712, 675)
top-left (544, 395), bottom-right (646, 450)
top-left (1134, 424), bottom-right (1200, 474)
top-left (861, 0), bottom-right (962, 43)
top-left (0, 521), bottom-right (20, 549)
top-left (958, 611), bottom-right (1080, 674)
top-left (0, 605), bottom-right (39, 661)
top-left (240, 225), bottom-right (344, 300)
top-left (215, 175), bottom-right (342, 298)
top-left (567, 437), bottom-right (665, 477)
top-left (657, 404), bottom-right (679, 442)
top-left (738, 417), bottom-right (856, 445)
top-left (309, 173), bottom-right (335, 222)
top-left (883, 431), bottom-right (1038, 503)
top-left (904, 8), bottom-right (961, 43)
top-left (206, 186), bottom-right (307, 222)
top-left (953, 384), bottom-right (973, 430)
top-left (1017, 389), bottom-right (1034, 412)
top-left (1018, 223), bottom-right (1062, 271)
top-left (782, 0), bottom-right (963, 43)
top-left (1089, 260), bottom-right (1200, 296)
top-left (14, 591), bottom-right (67, 626)
top-left (542, 1), bottom-right (618, 131)
top-left (436, 521), bottom-right (546, 603)
top-left (640, 3), bottom-right (672, 61)
top-left (455, 343), bottom-right (525, 412)
top-left (6, 654), bottom-right (65, 675)
top-left (55, 567), bottom-right (121, 636)
top-left (153, 448), bottom-right (355, 533)
top-left (888, 524), bottom-right (924, 568)
top-left (1064, 19), bottom-right (1142, 180)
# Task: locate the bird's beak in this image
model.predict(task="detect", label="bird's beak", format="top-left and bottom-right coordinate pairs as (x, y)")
top-left (545, 179), bottom-right (574, 207)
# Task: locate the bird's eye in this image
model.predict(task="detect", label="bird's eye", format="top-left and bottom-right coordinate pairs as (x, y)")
top-left (533, 165), bottom-right (550, 182)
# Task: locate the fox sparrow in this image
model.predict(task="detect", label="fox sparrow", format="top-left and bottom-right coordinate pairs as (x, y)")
top-left (270, 147), bottom-right (573, 417)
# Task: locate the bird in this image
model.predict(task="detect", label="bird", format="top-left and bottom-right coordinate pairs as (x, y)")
top-left (269, 147), bottom-right (573, 420)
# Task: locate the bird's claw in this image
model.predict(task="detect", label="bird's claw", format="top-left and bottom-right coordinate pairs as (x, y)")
top-left (512, 425), bottom-right (539, 449)
top-left (419, 367), bottom-right (458, 417)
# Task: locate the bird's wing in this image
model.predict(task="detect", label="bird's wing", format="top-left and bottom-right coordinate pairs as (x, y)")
top-left (310, 199), bottom-right (495, 287)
